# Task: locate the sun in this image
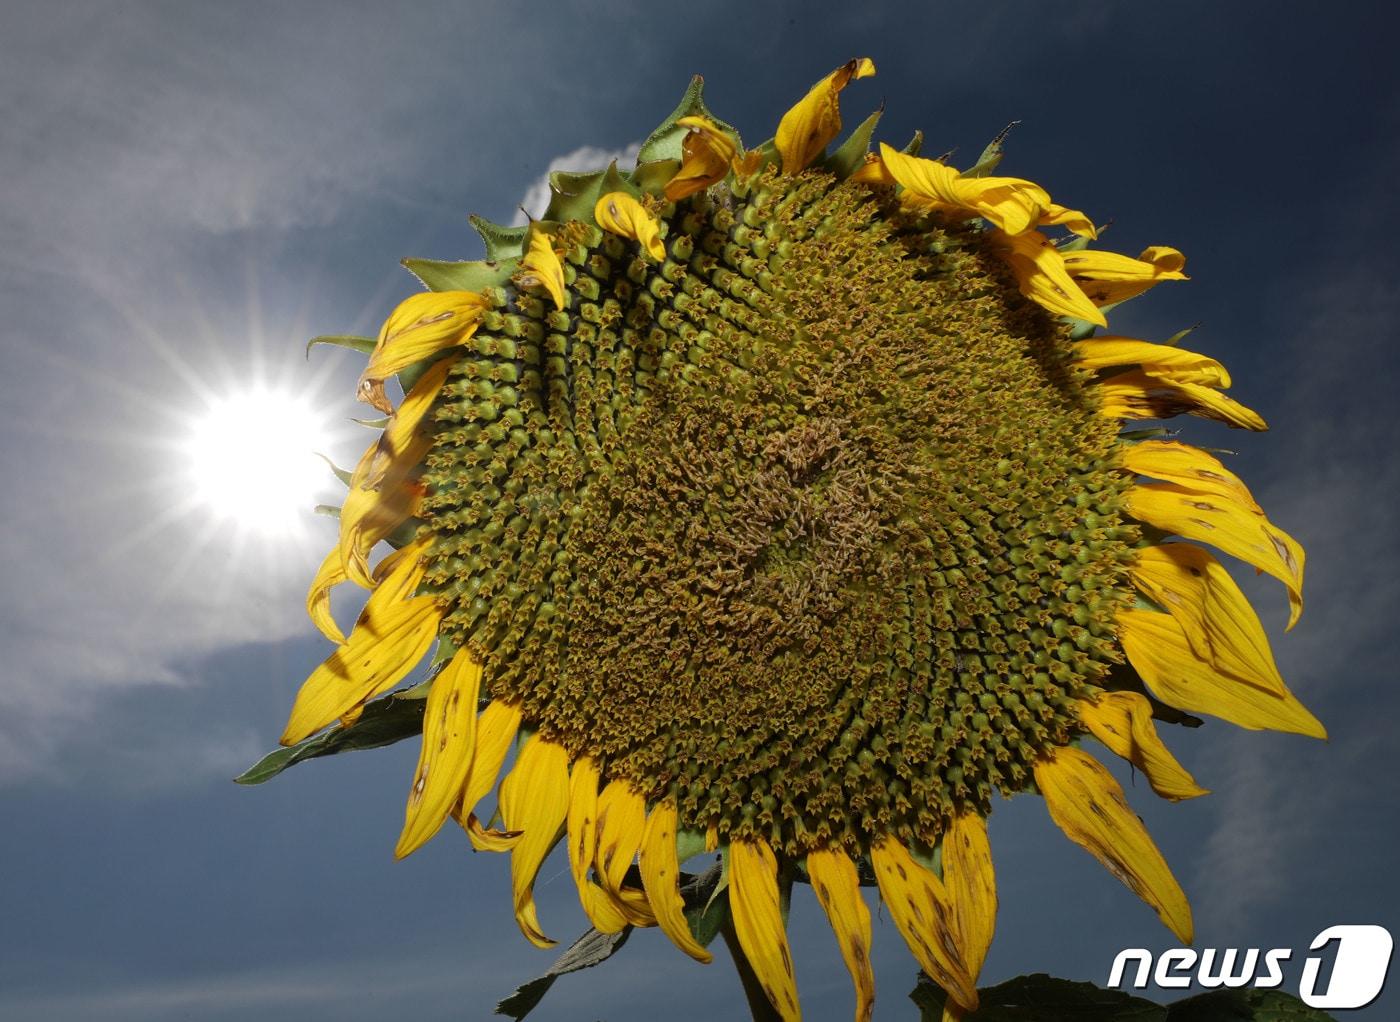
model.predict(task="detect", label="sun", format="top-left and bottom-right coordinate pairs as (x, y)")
top-left (184, 387), bottom-right (332, 536)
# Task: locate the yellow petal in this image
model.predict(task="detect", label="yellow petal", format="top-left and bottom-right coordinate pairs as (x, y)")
top-left (639, 799), bottom-right (713, 962)
top-left (870, 836), bottom-right (978, 1011)
top-left (775, 58), bottom-right (876, 175)
top-left (594, 191), bottom-right (666, 261)
top-left (358, 291), bottom-right (489, 412)
top-left (665, 116), bottom-right (738, 201)
top-left (989, 228), bottom-right (1107, 327)
top-left (595, 779), bottom-right (657, 926)
top-left (730, 839), bottom-right (802, 1021)
top-left (1062, 246), bottom-right (1189, 307)
top-left (1128, 482), bottom-right (1303, 629)
top-left (1119, 608), bottom-right (1326, 738)
top-left (878, 143), bottom-right (1052, 235)
top-left (516, 227), bottom-right (567, 311)
top-left (456, 699), bottom-right (524, 851)
top-left (1077, 691), bottom-right (1209, 801)
top-left (498, 735), bottom-right (570, 948)
top-left (280, 541), bottom-right (440, 746)
top-left (1074, 338), bottom-right (1230, 389)
top-left (338, 357), bottom-right (456, 588)
top-left (566, 756), bottom-right (631, 933)
top-left (1130, 542), bottom-right (1287, 697)
top-left (1039, 202), bottom-right (1098, 239)
top-left (943, 813), bottom-right (997, 982)
top-left (1096, 369), bottom-right (1267, 431)
top-left (849, 152), bottom-right (896, 187)
top-left (395, 650), bottom-right (484, 858)
top-left (1034, 745), bottom-right (1194, 943)
top-left (306, 547), bottom-right (348, 645)
top-left (807, 847), bottom-right (874, 1022)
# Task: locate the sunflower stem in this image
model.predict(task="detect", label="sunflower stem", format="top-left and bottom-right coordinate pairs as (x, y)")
top-left (719, 915), bottom-right (782, 1022)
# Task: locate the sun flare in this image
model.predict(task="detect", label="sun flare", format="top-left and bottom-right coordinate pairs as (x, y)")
top-left (185, 388), bottom-right (331, 535)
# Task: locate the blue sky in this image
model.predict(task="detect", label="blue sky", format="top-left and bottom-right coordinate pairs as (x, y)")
top-left (2, 1), bottom-right (1398, 1019)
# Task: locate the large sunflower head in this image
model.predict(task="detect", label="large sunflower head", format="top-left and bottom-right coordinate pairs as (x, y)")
top-left (279, 60), bottom-right (1322, 1020)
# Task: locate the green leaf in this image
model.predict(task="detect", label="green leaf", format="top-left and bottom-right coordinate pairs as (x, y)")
top-left (401, 257), bottom-right (516, 293)
top-left (306, 334), bottom-right (374, 358)
top-left (681, 862), bottom-right (728, 949)
top-left (1167, 988), bottom-right (1339, 1021)
top-left (233, 690), bottom-right (426, 785)
top-left (911, 972), bottom-right (1166, 1022)
top-left (824, 106), bottom-right (883, 180)
top-left (965, 121), bottom-right (1020, 178)
top-left (637, 75), bottom-right (741, 165)
top-left (494, 926), bottom-right (633, 1020)
top-left (469, 215), bottom-right (529, 261)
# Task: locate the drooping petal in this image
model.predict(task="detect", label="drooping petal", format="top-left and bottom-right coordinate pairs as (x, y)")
top-left (498, 735), bottom-right (571, 947)
top-left (1074, 338), bottom-right (1231, 389)
top-left (1127, 482), bottom-right (1304, 629)
top-left (943, 813), bottom-right (997, 982)
top-left (878, 143), bottom-right (1052, 235)
top-left (594, 192), bottom-right (666, 261)
top-left (870, 836), bottom-right (979, 1012)
top-left (1039, 202), bottom-right (1098, 238)
top-left (730, 839), bottom-right (801, 1021)
top-left (1062, 246), bottom-right (1188, 307)
top-left (565, 756), bottom-right (630, 933)
top-left (358, 291), bottom-right (489, 413)
top-left (516, 227), bottom-right (568, 311)
top-left (1096, 369), bottom-right (1267, 431)
top-left (988, 228), bottom-right (1108, 327)
top-left (1130, 542), bottom-right (1287, 696)
top-left (280, 540), bottom-right (440, 746)
top-left (665, 116), bottom-right (739, 201)
top-left (807, 847), bottom-right (874, 1022)
top-left (306, 547), bottom-right (348, 645)
top-left (338, 357), bottom-right (457, 588)
top-left (639, 799), bottom-right (713, 962)
top-left (1034, 745), bottom-right (1194, 943)
top-left (456, 699), bottom-right (524, 851)
top-left (1119, 608), bottom-right (1326, 738)
top-left (1077, 690), bottom-right (1209, 801)
top-left (775, 58), bottom-right (876, 175)
top-left (594, 779), bottom-right (656, 926)
top-left (395, 650), bottom-right (484, 858)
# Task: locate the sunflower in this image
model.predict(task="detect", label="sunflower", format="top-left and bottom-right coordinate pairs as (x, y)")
top-left (281, 59), bottom-right (1323, 1021)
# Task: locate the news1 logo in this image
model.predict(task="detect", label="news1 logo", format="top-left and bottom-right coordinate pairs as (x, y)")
top-left (1107, 925), bottom-right (1394, 1010)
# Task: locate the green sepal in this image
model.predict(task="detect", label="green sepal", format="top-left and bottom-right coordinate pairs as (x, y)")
top-left (902, 130), bottom-right (925, 157)
top-left (631, 158), bottom-right (682, 193)
top-left (540, 164), bottom-right (618, 222)
top-left (401, 257), bottom-right (517, 293)
top-left (1118, 427), bottom-right (1174, 442)
top-left (675, 827), bottom-right (710, 866)
top-left (1162, 323), bottom-right (1200, 347)
top-left (637, 75), bottom-right (740, 165)
top-left (312, 452), bottom-right (353, 487)
top-left (397, 349), bottom-right (456, 396)
top-left (965, 120), bottom-right (1020, 178)
top-left (234, 689), bottom-right (427, 785)
top-left (306, 334), bottom-right (374, 358)
top-left (1068, 317), bottom-right (1100, 340)
top-left (313, 503), bottom-right (340, 519)
top-left (469, 215), bottom-right (529, 261)
top-left (1060, 234), bottom-right (1094, 252)
top-left (350, 416), bottom-right (390, 429)
top-left (823, 106), bottom-right (883, 179)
